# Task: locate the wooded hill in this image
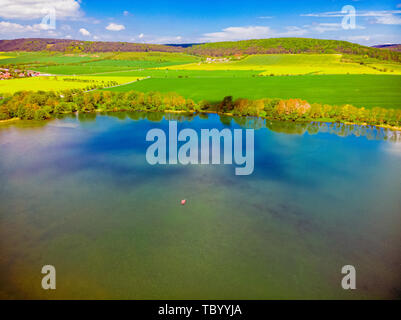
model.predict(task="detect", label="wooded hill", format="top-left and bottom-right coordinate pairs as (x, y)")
top-left (1, 37), bottom-right (401, 62)
top-left (372, 44), bottom-right (401, 52)
top-left (0, 38), bottom-right (182, 53)
top-left (187, 38), bottom-right (401, 62)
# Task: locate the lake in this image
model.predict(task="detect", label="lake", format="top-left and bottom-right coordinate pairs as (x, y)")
top-left (0, 112), bottom-right (400, 299)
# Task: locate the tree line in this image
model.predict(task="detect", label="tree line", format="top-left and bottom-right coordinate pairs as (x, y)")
top-left (0, 90), bottom-right (400, 129)
top-left (2, 38), bottom-right (400, 63)
top-left (188, 38), bottom-right (401, 63)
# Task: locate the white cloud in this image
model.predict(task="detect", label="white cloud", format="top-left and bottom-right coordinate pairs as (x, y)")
top-left (61, 24), bottom-right (72, 31)
top-left (305, 23), bottom-right (365, 33)
top-left (144, 35), bottom-right (183, 44)
top-left (312, 23), bottom-right (343, 33)
top-left (375, 15), bottom-right (401, 25)
top-left (199, 24), bottom-right (312, 42)
top-left (79, 28), bottom-right (90, 36)
top-left (0, 21), bottom-right (52, 33)
top-left (277, 26), bottom-right (308, 36)
top-left (106, 23), bottom-right (125, 31)
top-left (139, 33), bottom-right (144, 39)
top-left (301, 10), bottom-right (401, 18)
top-left (0, 0), bottom-right (82, 20)
top-left (301, 10), bottom-right (401, 25)
top-left (201, 26), bottom-right (271, 42)
top-left (346, 35), bottom-right (370, 42)
top-left (93, 35), bottom-right (99, 40)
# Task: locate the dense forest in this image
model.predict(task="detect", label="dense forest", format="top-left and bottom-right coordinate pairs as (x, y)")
top-left (0, 38), bottom-right (182, 53)
top-left (188, 38), bottom-right (401, 62)
top-left (1, 38), bottom-right (400, 62)
top-left (1, 90), bottom-right (400, 129)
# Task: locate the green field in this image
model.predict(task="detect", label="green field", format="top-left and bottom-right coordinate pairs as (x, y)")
top-left (33, 58), bottom-right (200, 75)
top-left (93, 69), bottom-right (262, 78)
top-left (1, 50), bottom-right (401, 110)
top-left (105, 74), bottom-right (401, 109)
top-left (1, 51), bottom-right (199, 75)
top-left (160, 54), bottom-right (401, 75)
top-left (0, 52), bottom-right (105, 65)
top-left (0, 76), bottom-right (142, 94)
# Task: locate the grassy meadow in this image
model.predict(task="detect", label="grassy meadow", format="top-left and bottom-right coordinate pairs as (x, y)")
top-left (158, 54), bottom-right (401, 75)
top-left (0, 75), bottom-right (143, 94)
top-left (106, 75), bottom-right (401, 109)
top-left (1, 51), bottom-right (199, 75)
top-left (256, 54), bottom-right (401, 75)
top-left (1, 50), bottom-right (401, 111)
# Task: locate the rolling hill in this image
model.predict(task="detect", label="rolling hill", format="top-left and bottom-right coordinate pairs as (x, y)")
top-left (372, 44), bottom-right (401, 52)
top-left (1, 37), bottom-right (401, 63)
top-left (0, 38), bottom-right (182, 53)
top-left (188, 38), bottom-right (401, 62)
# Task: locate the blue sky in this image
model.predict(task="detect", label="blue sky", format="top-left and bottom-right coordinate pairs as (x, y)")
top-left (0, 0), bottom-right (400, 45)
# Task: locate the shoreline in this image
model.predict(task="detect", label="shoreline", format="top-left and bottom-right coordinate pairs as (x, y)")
top-left (2, 110), bottom-right (401, 132)
top-left (0, 117), bottom-right (19, 124)
top-left (151, 109), bottom-right (401, 132)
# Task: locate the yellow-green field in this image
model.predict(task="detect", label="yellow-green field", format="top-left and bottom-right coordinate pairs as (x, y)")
top-left (0, 76), bottom-right (142, 94)
top-left (159, 54), bottom-right (401, 75)
top-left (1, 50), bottom-right (401, 110)
top-left (0, 53), bottom-right (14, 60)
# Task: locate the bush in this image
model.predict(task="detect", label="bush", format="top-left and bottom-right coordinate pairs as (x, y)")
top-left (34, 109), bottom-right (49, 120)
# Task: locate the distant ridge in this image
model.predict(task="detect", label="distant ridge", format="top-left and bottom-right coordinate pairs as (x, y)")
top-left (372, 44), bottom-right (401, 52)
top-left (1, 37), bottom-right (401, 62)
top-left (165, 43), bottom-right (204, 48)
top-left (187, 38), bottom-right (401, 62)
top-left (0, 38), bottom-right (182, 53)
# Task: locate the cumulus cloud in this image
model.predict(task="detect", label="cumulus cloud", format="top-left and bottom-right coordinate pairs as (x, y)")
top-left (0, 0), bottom-right (82, 20)
top-left (106, 23), bottom-right (125, 31)
top-left (199, 25), bottom-right (313, 42)
top-left (201, 26), bottom-right (271, 42)
top-left (79, 28), bottom-right (90, 36)
top-left (0, 21), bottom-right (52, 33)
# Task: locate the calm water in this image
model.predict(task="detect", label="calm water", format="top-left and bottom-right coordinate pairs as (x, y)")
top-left (0, 112), bottom-right (400, 299)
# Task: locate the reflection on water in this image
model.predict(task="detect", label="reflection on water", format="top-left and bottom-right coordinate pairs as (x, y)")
top-left (0, 112), bottom-right (400, 299)
top-left (3, 112), bottom-right (399, 142)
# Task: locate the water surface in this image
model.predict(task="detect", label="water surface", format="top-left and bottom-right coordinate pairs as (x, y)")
top-left (0, 113), bottom-right (400, 299)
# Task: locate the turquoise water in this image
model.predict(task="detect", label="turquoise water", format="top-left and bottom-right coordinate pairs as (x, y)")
top-left (0, 113), bottom-right (400, 299)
